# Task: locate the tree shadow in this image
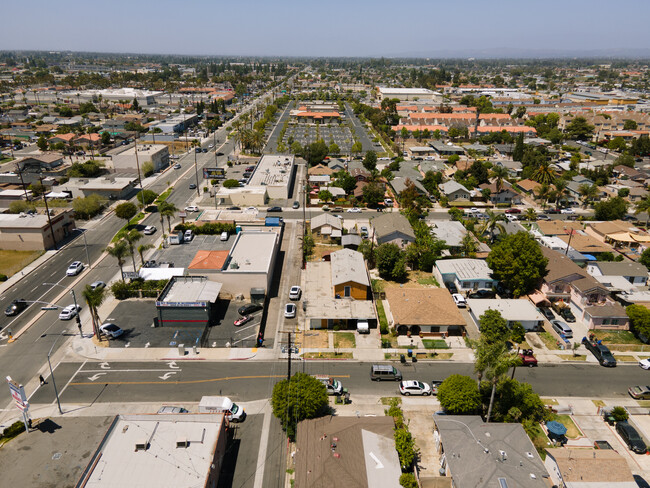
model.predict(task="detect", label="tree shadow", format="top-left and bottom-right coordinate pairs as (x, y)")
top-left (35, 418), bottom-right (61, 434)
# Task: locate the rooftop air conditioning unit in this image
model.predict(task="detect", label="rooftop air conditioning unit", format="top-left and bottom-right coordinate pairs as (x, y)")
top-left (135, 440), bottom-right (148, 451)
top-left (176, 438), bottom-right (189, 448)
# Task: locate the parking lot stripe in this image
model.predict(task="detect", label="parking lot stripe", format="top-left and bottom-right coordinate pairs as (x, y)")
top-left (69, 374), bottom-right (289, 386)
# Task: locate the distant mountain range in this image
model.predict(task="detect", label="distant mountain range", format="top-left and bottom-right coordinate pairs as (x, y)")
top-left (380, 47), bottom-right (650, 60)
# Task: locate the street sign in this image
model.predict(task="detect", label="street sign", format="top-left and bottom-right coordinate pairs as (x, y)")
top-left (122, 272), bottom-right (139, 280)
top-left (6, 376), bottom-right (27, 410)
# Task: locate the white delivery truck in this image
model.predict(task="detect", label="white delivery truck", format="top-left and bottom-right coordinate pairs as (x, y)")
top-left (168, 231), bottom-right (184, 245)
top-left (312, 375), bottom-right (343, 395)
top-left (198, 396), bottom-right (246, 422)
top-left (356, 319), bottom-right (370, 334)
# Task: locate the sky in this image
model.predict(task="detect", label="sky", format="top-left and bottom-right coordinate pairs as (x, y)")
top-left (3, 0), bottom-right (650, 58)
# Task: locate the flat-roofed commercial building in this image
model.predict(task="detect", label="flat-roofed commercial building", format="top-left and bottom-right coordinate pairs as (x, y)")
top-left (156, 275), bottom-right (222, 328)
top-left (112, 144), bottom-right (170, 173)
top-left (76, 413), bottom-right (227, 488)
top-left (54, 176), bottom-right (138, 200)
top-left (377, 87), bottom-right (443, 102)
top-left (0, 210), bottom-right (75, 250)
top-left (247, 155), bottom-right (295, 200)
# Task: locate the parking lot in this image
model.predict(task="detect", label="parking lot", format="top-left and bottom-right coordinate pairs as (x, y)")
top-left (282, 123), bottom-right (358, 154)
top-left (149, 234), bottom-right (233, 268)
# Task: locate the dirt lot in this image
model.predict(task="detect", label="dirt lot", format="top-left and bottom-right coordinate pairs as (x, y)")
top-left (302, 330), bottom-right (329, 348)
top-left (376, 270), bottom-right (441, 290)
top-left (0, 250), bottom-right (44, 277)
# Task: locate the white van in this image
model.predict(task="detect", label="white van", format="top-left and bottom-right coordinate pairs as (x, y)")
top-left (184, 229), bottom-right (194, 242)
top-left (198, 396), bottom-right (245, 422)
top-left (357, 319), bottom-right (370, 334)
top-left (312, 375), bottom-right (343, 395)
top-left (220, 231), bottom-right (229, 241)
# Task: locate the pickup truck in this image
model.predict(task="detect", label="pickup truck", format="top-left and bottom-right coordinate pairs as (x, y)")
top-left (582, 337), bottom-right (617, 367)
top-left (518, 349), bottom-right (538, 367)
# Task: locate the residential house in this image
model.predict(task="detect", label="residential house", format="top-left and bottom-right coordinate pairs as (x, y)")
top-left (327, 159), bottom-right (346, 172)
top-left (439, 181), bottom-right (470, 202)
top-left (371, 213), bottom-right (415, 248)
top-left (516, 178), bottom-right (542, 196)
top-left (75, 133), bottom-right (101, 148)
top-left (295, 417), bottom-right (401, 488)
top-left (330, 249), bottom-right (370, 299)
top-left (556, 231), bottom-right (616, 258)
top-left (540, 246), bottom-right (629, 330)
top-left (49, 133), bottom-right (77, 145)
top-left (16, 153), bottom-right (65, 173)
top-left (434, 258), bottom-right (497, 292)
top-left (545, 448), bottom-right (637, 488)
top-left (350, 167), bottom-right (371, 182)
top-left (385, 288), bottom-right (466, 336)
top-left (535, 220), bottom-right (584, 237)
top-left (586, 220), bottom-right (650, 250)
top-left (308, 163), bottom-right (334, 176)
top-left (308, 174), bottom-right (331, 186)
top-left (468, 299), bottom-right (545, 331)
top-left (586, 261), bottom-right (648, 286)
top-left (391, 176), bottom-right (427, 197)
top-left (478, 180), bottom-right (522, 205)
top-left (433, 415), bottom-right (550, 488)
top-left (613, 164), bottom-right (647, 183)
top-left (429, 220), bottom-right (467, 253)
top-left (430, 141), bottom-right (465, 156)
top-left (310, 213), bottom-right (343, 238)
top-left (494, 159), bottom-right (523, 177)
top-left (341, 234), bottom-right (362, 250)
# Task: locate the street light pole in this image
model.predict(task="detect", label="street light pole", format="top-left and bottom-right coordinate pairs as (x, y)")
top-left (81, 229), bottom-right (91, 268)
top-left (47, 330), bottom-right (67, 414)
top-left (193, 148), bottom-right (200, 197)
top-left (43, 283), bottom-right (83, 338)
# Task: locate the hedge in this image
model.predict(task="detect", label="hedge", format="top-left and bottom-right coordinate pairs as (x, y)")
top-left (111, 279), bottom-right (169, 300)
top-left (174, 222), bottom-right (236, 235)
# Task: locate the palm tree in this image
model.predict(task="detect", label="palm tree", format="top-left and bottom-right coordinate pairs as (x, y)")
top-left (635, 195), bottom-right (650, 227)
top-left (490, 166), bottom-right (509, 194)
top-left (159, 201), bottom-right (179, 233)
top-left (532, 162), bottom-right (556, 185)
top-left (138, 243), bottom-right (154, 264)
top-left (82, 284), bottom-right (107, 341)
top-left (554, 179), bottom-right (569, 207)
top-left (525, 208), bottom-right (538, 221)
top-left (123, 230), bottom-right (143, 270)
top-left (578, 183), bottom-right (598, 208)
top-left (106, 240), bottom-right (131, 281)
top-left (460, 233), bottom-right (479, 257)
top-left (479, 210), bottom-right (506, 242)
top-left (534, 183), bottom-right (551, 208)
top-left (474, 340), bottom-right (520, 422)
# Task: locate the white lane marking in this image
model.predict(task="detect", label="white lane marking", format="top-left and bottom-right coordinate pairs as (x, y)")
top-left (88, 373), bottom-right (107, 382)
top-left (158, 372), bottom-right (178, 380)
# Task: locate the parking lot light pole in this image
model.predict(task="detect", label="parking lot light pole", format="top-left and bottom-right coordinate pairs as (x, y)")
top-left (43, 283), bottom-right (83, 338)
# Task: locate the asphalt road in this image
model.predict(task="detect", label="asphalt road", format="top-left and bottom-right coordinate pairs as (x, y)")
top-left (29, 360), bottom-right (650, 406)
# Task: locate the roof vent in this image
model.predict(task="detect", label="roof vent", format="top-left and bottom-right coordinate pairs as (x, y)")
top-left (176, 438), bottom-right (189, 448)
top-left (135, 440), bottom-right (149, 451)
top-left (499, 450), bottom-right (507, 461)
top-left (526, 452), bottom-right (534, 458)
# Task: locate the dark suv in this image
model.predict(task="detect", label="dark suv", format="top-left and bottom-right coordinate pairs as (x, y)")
top-left (468, 289), bottom-right (496, 299)
top-left (616, 421), bottom-right (647, 454)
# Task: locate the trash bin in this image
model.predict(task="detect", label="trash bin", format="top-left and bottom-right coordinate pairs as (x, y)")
top-left (400, 354), bottom-right (406, 363)
top-left (407, 349), bottom-right (413, 357)
top-left (412, 356), bottom-right (417, 363)
top-left (178, 344), bottom-right (185, 356)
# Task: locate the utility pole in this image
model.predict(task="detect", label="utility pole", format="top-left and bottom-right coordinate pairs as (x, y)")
top-left (285, 332), bottom-right (292, 381)
top-left (133, 135), bottom-right (145, 209)
top-left (15, 162), bottom-right (29, 200)
top-left (39, 174), bottom-right (57, 250)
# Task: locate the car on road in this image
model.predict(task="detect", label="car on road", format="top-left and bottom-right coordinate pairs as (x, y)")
top-left (505, 208), bottom-right (522, 214)
top-left (66, 261), bottom-right (84, 276)
top-left (431, 380), bottom-right (443, 395)
top-left (538, 307), bottom-right (555, 321)
top-left (628, 385), bottom-right (650, 400)
top-left (284, 303), bottom-right (296, 318)
top-left (208, 144), bottom-right (214, 149)
top-left (289, 286), bottom-right (302, 300)
top-left (347, 207), bottom-right (362, 213)
top-left (468, 289), bottom-right (496, 299)
top-left (505, 214), bottom-right (519, 222)
top-left (537, 214), bottom-right (551, 221)
top-left (292, 201), bottom-right (300, 209)
top-left (267, 206), bottom-right (283, 212)
top-left (143, 225), bottom-right (156, 235)
top-left (157, 406), bottom-right (189, 414)
top-left (561, 208), bottom-right (575, 214)
top-left (238, 303), bottom-right (263, 316)
top-left (616, 421), bottom-right (647, 454)
top-left (551, 319), bottom-right (573, 339)
top-left (234, 315), bottom-right (253, 327)
top-left (245, 206), bottom-right (258, 212)
top-left (184, 205), bottom-right (199, 212)
top-left (201, 148), bottom-right (207, 153)
top-left (173, 163), bottom-right (181, 169)
top-left (189, 183), bottom-right (197, 190)
top-left (639, 359), bottom-right (650, 370)
top-left (100, 322), bottom-right (124, 338)
top-left (59, 304), bottom-right (82, 320)
top-left (399, 380), bottom-right (432, 396)
top-left (89, 281), bottom-right (106, 291)
top-left (5, 299), bottom-right (28, 317)
top-left (452, 293), bottom-right (467, 308)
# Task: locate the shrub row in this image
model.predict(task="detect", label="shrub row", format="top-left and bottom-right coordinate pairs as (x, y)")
top-left (111, 279), bottom-right (169, 300)
top-left (174, 222), bottom-right (236, 235)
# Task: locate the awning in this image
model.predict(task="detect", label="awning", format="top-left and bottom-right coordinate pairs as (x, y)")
top-left (583, 254), bottom-right (597, 261)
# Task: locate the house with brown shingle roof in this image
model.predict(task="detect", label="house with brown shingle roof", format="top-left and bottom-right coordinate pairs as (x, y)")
top-left (544, 448), bottom-right (636, 487)
top-left (385, 288), bottom-right (466, 336)
top-left (540, 246), bottom-right (628, 330)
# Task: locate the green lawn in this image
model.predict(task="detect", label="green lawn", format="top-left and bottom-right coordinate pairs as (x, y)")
top-left (154, 187), bottom-right (173, 204)
top-left (593, 330), bottom-right (643, 345)
top-left (525, 423), bottom-right (550, 460)
top-left (333, 332), bottom-right (356, 348)
top-left (422, 339), bottom-right (449, 350)
top-left (376, 300), bottom-right (389, 333)
top-left (538, 332), bottom-right (561, 350)
top-left (417, 275), bottom-right (440, 286)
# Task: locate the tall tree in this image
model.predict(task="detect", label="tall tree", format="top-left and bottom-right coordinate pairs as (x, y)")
top-left (159, 201), bottom-right (179, 233)
top-left (123, 229), bottom-right (143, 270)
top-left (115, 202), bottom-right (138, 225)
top-left (363, 150), bottom-right (378, 172)
top-left (82, 284), bottom-right (107, 341)
top-left (271, 372), bottom-right (328, 440)
top-left (531, 162), bottom-right (556, 185)
top-left (106, 240), bottom-right (131, 281)
top-left (138, 243), bottom-right (154, 265)
top-left (512, 133), bottom-right (525, 161)
top-left (486, 232), bottom-right (548, 298)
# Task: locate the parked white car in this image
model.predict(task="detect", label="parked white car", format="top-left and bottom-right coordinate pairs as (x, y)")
top-left (100, 322), bottom-right (124, 338)
top-left (184, 206), bottom-right (199, 213)
top-left (284, 303), bottom-right (296, 318)
top-left (560, 208), bottom-right (575, 214)
top-left (452, 293), bottom-right (467, 308)
top-left (399, 380), bottom-right (432, 396)
top-left (289, 286), bottom-right (302, 300)
top-left (143, 225), bottom-right (156, 235)
top-left (59, 304), bottom-right (82, 320)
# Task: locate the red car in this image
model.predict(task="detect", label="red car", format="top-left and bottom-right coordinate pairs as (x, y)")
top-left (519, 349), bottom-right (538, 367)
top-left (234, 315), bottom-right (252, 327)
top-left (505, 208), bottom-right (522, 214)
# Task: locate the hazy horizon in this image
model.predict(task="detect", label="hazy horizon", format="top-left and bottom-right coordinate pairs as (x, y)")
top-left (3, 0), bottom-right (650, 58)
